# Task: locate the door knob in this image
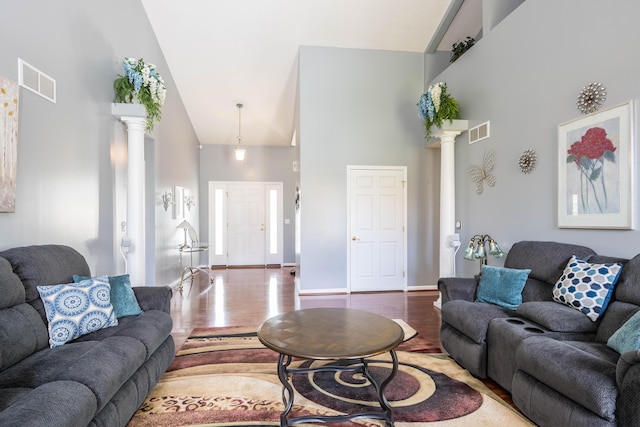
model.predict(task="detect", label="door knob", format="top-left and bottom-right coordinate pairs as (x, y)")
top-left (352, 236), bottom-right (359, 241)
top-left (260, 225), bottom-right (265, 231)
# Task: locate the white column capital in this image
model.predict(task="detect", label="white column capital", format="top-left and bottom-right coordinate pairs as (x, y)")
top-left (427, 120), bottom-right (469, 148)
top-left (111, 102), bottom-right (146, 120)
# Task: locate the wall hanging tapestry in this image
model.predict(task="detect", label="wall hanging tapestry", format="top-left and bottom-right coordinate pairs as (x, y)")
top-left (0, 76), bottom-right (18, 213)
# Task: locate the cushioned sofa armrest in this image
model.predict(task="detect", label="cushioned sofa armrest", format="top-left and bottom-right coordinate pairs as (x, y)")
top-left (616, 352), bottom-right (640, 426)
top-left (133, 286), bottom-right (173, 314)
top-left (438, 277), bottom-right (478, 304)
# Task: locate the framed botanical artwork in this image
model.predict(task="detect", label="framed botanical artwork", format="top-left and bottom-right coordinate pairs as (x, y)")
top-left (558, 101), bottom-right (634, 229)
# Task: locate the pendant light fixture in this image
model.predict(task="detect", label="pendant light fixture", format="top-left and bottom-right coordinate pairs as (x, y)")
top-left (234, 103), bottom-right (246, 161)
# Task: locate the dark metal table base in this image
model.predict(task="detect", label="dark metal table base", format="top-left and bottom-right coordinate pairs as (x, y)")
top-left (276, 350), bottom-right (398, 427)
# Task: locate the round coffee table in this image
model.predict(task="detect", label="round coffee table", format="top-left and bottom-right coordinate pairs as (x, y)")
top-left (257, 308), bottom-right (404, 426)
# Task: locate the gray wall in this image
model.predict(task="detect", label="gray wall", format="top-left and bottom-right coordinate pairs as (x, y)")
top-left (198, 144), bottom-right (297, 264)
top-left (0, 0), bottom-right (200, 286)
top-left (428, 0), bottom-right (640, 278)
top-left (298, 46), bottom-right (435, 292)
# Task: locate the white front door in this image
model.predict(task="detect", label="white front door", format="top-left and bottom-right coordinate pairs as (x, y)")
top-left (348, 167), bottom-right (406, 292)
top-left (227, 183), bottom-right (266, 265)
top-left (209, 181), bottom-right (283, 266)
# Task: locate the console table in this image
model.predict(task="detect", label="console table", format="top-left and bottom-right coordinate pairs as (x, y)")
top-left (178, 244), bottom-right (213, 292)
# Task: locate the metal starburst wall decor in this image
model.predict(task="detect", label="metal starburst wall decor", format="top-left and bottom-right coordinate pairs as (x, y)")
top-left (518, 149), bottom-right (537, 174)
top-left (576, 82), bottom-right (606, 114)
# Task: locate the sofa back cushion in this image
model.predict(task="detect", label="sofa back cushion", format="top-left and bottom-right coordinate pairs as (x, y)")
top-left (0, 256), bottom-right (49, 371)
top-left (0, 245), bottom-right (91, 324)
top-left (596, 254), bottom-right (640, 343)
top-left (505, 241), bottom-right (596, 285)
top-left (521, 277), bottom-right (554, 302)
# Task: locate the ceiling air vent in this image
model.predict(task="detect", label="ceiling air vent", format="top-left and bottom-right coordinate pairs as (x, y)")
top-left (469, 121), bottom-right (490, 144)
top-left (18, 58), bottom-right (56, 103)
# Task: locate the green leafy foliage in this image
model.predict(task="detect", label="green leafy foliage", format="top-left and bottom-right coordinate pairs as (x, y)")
top-left (450, 37), bottom-right (475, 63)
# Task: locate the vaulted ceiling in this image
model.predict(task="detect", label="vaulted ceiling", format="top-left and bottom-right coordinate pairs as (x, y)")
top-left (141, 0), bottom-right (481, 147)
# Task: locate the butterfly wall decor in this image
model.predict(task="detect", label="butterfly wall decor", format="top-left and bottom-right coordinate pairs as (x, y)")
top-left (467, 149), bottom-right (496, 195)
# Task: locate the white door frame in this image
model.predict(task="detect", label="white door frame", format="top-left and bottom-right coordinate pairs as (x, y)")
top-left (208, 181), bottom-right (283, 266)
top-left (346, 165), bottom-right (407, 292)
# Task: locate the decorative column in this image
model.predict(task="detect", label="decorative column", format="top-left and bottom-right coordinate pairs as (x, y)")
top-left (427, 120), bottom-right (468, 308)
top-left (112, 103), bottom-right (147, 286)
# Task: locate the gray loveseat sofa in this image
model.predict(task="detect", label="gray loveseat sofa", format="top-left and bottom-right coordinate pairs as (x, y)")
top-left (438, 241), bottom-right (640, 426)
top-left (0, 245), bottom-right (175, 427)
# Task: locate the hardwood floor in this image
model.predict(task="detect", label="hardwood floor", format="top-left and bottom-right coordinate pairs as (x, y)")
top-left (169, 266), bottom-right (514, 408)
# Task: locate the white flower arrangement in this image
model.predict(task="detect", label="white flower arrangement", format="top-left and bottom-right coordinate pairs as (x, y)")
top-left (114, 57), bottom-right (166, 130)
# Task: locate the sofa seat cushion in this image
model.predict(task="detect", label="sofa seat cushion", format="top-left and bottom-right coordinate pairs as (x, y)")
top-left (442, 300), bottom-right (513, 344)
top-left (516, 336), bottom-right (619, 420)
top-left (73, 310), bottom-right (172, 360)
top-left (516, 301), bottom-right (598, 333)
top-left (0, 336), bottom-right (146, 412)
top-left (0, 381), bottom-right (97, 427)
top-left (0, 387), bottom-right (31, 411)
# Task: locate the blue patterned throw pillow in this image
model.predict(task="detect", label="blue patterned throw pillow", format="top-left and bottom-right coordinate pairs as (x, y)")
top-left (37, 276), bottom-right (118, 348)
top-left (552, 255), bottom-right (622, 322)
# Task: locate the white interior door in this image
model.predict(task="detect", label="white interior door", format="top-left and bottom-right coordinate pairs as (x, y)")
top-left (348, 167), bottom-right (406, 292)
top-left (227, 183), bottom-right (265, 265)
top-left (209, 181), bottom-right (283, 266)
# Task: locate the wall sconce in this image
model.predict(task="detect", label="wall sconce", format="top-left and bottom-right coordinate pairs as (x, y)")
top-left (184, 194), bottom-right (195, 211)
top-left (162, 190), bottom-right (174, 211)
top-left (463, 234), bottom-right (506, 273)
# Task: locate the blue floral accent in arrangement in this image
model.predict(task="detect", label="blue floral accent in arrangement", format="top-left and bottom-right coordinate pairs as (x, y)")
top-left (114, 57), bottom-right (166, 131)
top-left (552, 255), bottom-right (622, 321)
top-left (37, 276), bottom-right (118, 348)
top-left (417, 82), bottom-right (460, 139)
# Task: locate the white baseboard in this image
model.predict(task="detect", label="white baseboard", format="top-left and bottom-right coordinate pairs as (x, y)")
top-left (407, 284), bottom-right (438, 291)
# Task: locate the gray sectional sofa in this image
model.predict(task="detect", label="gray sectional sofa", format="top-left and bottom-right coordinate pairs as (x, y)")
top-left (438, 241), bottom-right (640, 427)
top-left (0, 245), bottom-right (175, 427)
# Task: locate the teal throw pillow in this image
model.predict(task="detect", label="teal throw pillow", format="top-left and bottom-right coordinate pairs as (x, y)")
top-left (476, 265), bottom-right (531, 310)
top-left (37, 276), bottom-right (118, 348)
top-left (552, 255), bottom-right (622, 322)
top-left (74, 274), bottom-right (143, 318)
top-left (607, 311), bottom-right (640, 354)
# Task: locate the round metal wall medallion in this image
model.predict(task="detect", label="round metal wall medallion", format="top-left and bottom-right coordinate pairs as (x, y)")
top-left (519, 149), bottom-right (537, 174)
top-left (577, 82), bottom-right (606, 114)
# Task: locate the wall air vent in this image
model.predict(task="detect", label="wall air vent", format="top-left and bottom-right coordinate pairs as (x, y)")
top-left (18, 58), bottom-right (56, 103)
top-left (469, 121), bottom-right (490, 144)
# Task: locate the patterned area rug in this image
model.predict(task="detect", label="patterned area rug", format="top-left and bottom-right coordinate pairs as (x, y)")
top-left (128, 325), bottom-right (533, 426)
